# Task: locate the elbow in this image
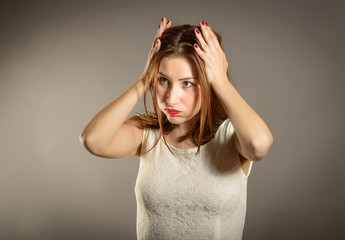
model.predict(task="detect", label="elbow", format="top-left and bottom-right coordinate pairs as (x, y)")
top-left (79, 134), bottom-right (114, 158)
top-left (252, 133), bottom-right (273, 161)
top-left (79, 134), bottom-right (97, 155)
top-left (79, 133), bottom-right (88, 148)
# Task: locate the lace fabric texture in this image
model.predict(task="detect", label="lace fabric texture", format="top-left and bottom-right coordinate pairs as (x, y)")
top-left (135, 119), bottom-right (253, 240)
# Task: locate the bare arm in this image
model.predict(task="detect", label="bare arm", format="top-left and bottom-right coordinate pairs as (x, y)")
top-left (79, 78), bottom-right (146, 158)
top-left (79, 17), bottom-right (172, 158)
top-left (193, 20), bottom-right (273, 162)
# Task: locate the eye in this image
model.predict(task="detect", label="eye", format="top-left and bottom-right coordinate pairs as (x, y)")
top-left (183, 81), bottom-right (195, 87)
top-left (159, 77), bottom-right (169, 84)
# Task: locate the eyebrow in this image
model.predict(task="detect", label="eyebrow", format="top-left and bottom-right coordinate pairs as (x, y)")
top-left (158, 72), bottom-right (195, 81)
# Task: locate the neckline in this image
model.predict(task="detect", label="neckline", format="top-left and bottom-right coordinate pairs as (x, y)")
top-left (160, 134), bottom-right (215, 153)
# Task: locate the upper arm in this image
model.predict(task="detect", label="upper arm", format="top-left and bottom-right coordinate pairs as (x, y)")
top-left (234, 132), bottom-right (252, 176)
top-left (234, 132), bottom-right (254, 161)
top-left (90, 116), bottom-right (143, 159)
top-left (234, 130), bottom-right (272, 162)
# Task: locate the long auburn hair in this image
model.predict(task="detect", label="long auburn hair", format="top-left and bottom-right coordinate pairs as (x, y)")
top-left (132, 24), bottom-right (237, 156)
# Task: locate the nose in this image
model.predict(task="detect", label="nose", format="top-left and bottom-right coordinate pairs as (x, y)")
top-left (165, 85), bottom-right (180, 107)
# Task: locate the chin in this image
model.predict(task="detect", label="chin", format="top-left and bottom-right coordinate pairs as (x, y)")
top-left (166, 114), bottom-right (197, 127)
top-left (163, 113), bottom-right (185, 124)
top-left (165, 114), bottom-right (181, 123)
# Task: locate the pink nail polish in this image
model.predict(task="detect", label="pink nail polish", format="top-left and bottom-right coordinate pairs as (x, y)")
top-left (167, 20), bottom-right (170, 24)
top-left (205, 22), bottom-right (209, 27)
top-left (194, 44), bottom-right (198, 48)
top-left (162, 17), bottom-right (164, 22)
top-left (201, 20), bottom-right (205, 25)
top-left (196, 29), bottom-right (200, 34)
top-left (158, 24), bottom-right (160, 28)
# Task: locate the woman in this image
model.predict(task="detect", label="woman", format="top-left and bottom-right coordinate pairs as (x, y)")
top-left (80, 17), bottom-right (273, 240)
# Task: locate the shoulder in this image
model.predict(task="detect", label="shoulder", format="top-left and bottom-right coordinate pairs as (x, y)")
top-left (214, 118), bottom-right (234, 140)
top-left (127, 114), bottom-right (144, 127)
top-left (215, 119), bottom-right (253, 176)
top-left (125, 116), bottom-right (144, 139)
top-left (128, 114), bottom-right (161, 156)
top-left (118, 116), bottom-right (143, 157)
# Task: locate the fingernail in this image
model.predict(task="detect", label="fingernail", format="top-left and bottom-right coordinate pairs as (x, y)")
top-left (162, 17), bottom-right (164, 22)
top-left (194, 44), bottom-right (198, 48)
top-left (158, 24), bottom-right (160, 28)
top-left (196, 29), bottom-right (200, 34)
top-left (205, 22), bottom-right (209, 27)
top-left (201, 20), bottom-right (205, 25)
top-left (167, 20), bottom-right (170, 24)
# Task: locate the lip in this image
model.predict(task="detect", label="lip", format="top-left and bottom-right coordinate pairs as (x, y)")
top-left (165, 108), bottom-right (181, 115)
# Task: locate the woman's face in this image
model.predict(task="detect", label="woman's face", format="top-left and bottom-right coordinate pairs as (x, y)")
top-left (156, 56), bottom-right (202, 129)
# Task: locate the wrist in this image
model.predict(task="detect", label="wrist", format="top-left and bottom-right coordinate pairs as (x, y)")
top-left (210, 74), bottom-right (229, 86)
top-left (136, 77), bottom-right (148, 91)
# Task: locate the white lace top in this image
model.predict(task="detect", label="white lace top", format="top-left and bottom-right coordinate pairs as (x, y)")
top-left (134, 119), bottom-right (253, 240)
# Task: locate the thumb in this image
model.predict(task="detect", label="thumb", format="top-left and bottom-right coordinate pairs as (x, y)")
top-left (154, 39), bottom-right (161, 53)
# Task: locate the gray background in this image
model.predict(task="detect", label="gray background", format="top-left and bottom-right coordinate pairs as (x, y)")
top-left (1, 0), bottom-right (344, 239)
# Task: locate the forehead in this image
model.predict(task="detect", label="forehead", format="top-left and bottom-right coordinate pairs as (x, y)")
top-left (158, 56), bottom-right (194, 77)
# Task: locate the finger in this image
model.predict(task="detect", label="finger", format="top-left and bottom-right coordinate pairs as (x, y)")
top-left (153, 39), bottom-right (161, 53)
top-left (166, 19), bottom-right (172, 28)
top-left (161, 19), bottom-right (172, 36)
top-left (151, 19), bottom-right (163, 48)
top-left (193, 43), bottom-right (207, 61)
top-left (199, 20), bottom-right (214, 45)
top-left (194, 27), bottom-right (208, 52)
top-left (152, 17), bottom-right (171, 47)
top-left (153, 18), bottom-right (164, 44)
top-left (156, 17), bottom-right (169, 38)
top-left (149, 39), bottom-right (160, 57)
top-left (158, 17), bottom-right (166, 34)
top-left (203, 21), bottom-right (222, 52)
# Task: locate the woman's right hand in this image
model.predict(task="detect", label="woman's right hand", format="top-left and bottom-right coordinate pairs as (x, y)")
top-left (140, 17), bottom-right (172, 90)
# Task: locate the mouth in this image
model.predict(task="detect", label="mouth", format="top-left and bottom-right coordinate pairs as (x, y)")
top-left (165, 109), bottom-right (181, 116)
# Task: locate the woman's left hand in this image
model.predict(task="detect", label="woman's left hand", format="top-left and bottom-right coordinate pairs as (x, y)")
top-left (193, 20), bottom-right (229, 85)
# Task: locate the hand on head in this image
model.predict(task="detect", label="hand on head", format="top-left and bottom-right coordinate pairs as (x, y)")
top-left (193, 20), bottom-right (229, 85)
top-left (140, 17), bottom-right (172, 88)
top-left (141, 18), bottom-right (228, 91)
top-left (153, 17), bottom-right (171, 53)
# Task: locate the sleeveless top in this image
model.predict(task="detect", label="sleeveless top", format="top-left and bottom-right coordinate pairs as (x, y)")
top-left (134, 118), bottom-right (253, 240)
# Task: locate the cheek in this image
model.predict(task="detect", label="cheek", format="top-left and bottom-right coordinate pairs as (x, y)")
top-left (185, 89), bottom-right (201, 107)
top-left (156, 86), bottom-right (165, 104)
